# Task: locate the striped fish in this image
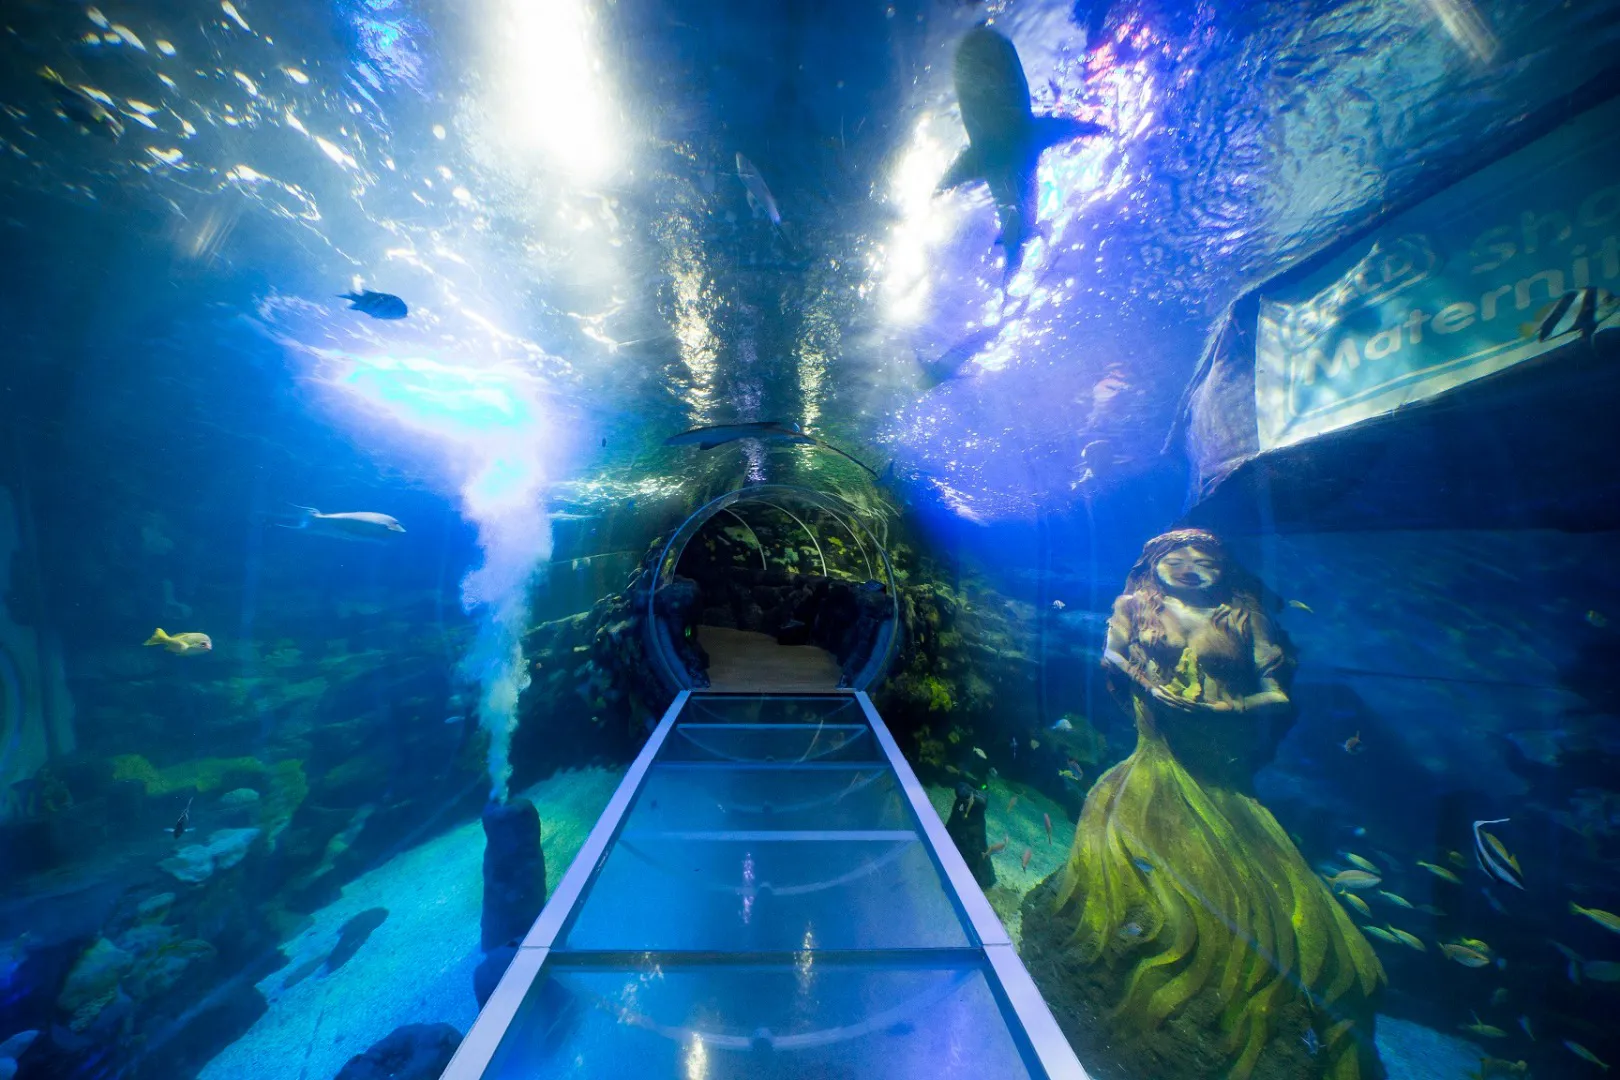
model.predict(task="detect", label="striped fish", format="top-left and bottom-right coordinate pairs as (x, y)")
top-left (1472, 818), bottom-right (1525, 890)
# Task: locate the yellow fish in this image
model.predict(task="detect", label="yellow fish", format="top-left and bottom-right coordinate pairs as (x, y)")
top-left (1418, 861), bottom-right (1463, 884)
top-left (1363, 926), bottom-right (1398, 944)
top-left (1565, 1040), bottom-right (1610, 1070)
top-left (1481, 830), bottom-right (1521, 874)
top-left (1388, 926), bottom-right (1426, 951)
top-left (1417, 904), bottom-right (1447, 916)
top-left (1440, 943), bottom-right (1492, 968)
top-left (143, 628), bottom-right (213, 655)
top-left (1345, 853), bottom-right (1381, 874)
top-left (1459, 938), bottom-right (1491, 952)
top-left (1287, 599), bottom-right (1313, 613)
top-left (1341, 893), bottom-right (1372, 917)
top-left (1377, 890), bottom-right (1413, 909)
top-left (1325, 869), bottom-right (1382, 891)
top-left (1447, 850), bottom-right (1469, 869)
top-left (1460, 1012), bottom-right (1507, 1038)
top-left (1572, 903), bottom-right (1620, 935)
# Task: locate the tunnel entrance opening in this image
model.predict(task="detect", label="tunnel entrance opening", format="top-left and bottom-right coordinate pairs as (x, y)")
top-left (645, 485), bottom-right (899, 694)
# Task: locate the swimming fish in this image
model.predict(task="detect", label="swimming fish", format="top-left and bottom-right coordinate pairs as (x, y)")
top-left (1051, 718), bottom-right (1074, 732)
top-left (1564, 1040), bottom-right (1610, 1071)
top-left (1472, 819), bottom-right (1524, 890)
top-left (938, 26), bottom-right (1107, 282)
top-left (1363, 926), bottom-right (1398, 944)
top-left (1531, 287), bottom-right (1618, 344)
top-left (1460, 1012), bottom-right (1506, 1038)
top-left (1417, 861), bottom-right (1463, 884)
top-left (734, 152), bottom-right (781, 226)
top-left (1052, 600), bottom-right (1066, 610)
top-left (144, 628), bottom-right (213, 655)
top-left (1588, 609), bottom-right (1610, 629)
top-left (1021, 847), bottom-right (1033, 870)
top-left (1388, 926), bottom-right (1426, 951)
top-left (1417, 904), bottom-right (1447, 917)
top-left (1490, 988), bottom-right (1509, 1005)
top-left (1518, 1015), bottom-right (1535, 1040)
top-left (1440, 943), bottom-right (1491, 968)
top-left (1344, 853), bottom-right (1380, 874)
top-left (1584, 960), bottom-right (1620, 982)
top-left (1572, 903), bottom-right (1620, 936)
top-left (172, 797), bottom-right (193, 840)
top-left (1300, 1027), bottom-right (1319, 1056)
top-left (663, 421), bottom-right (879, 477)
top-left (283, 506), bottom-right (406, 542)
top-left (1006, 795), bottom-right (1019, 814)
top-left (1286, 599), bottom-right (1314, 614)
top-left (1325, 869), bottom-right (1382, 891)
top-left (972, 747), bottom-right (988, 760)
top-left (1341, 893), bottom-right (1372, 917)
top-left (1475, 1059), bottom-right (1529, 1079)
top-left (340, 289), bottom-right (408, 320)
top-left (1010, 737), bottom-right (1018, 759)
top-left (1132, 857), bottom-right (1155, 875)
top-left (1378, 890), bottom-right (1413, 909)
top-left (1448, 850), bottom-right (1469, 869)
top-left (1058, 769), bottom-right (1081, 782)
top-left (39, 71), bottom-right (124, 139)
top-left (986, 839), bottom-right (1007, 856)
top-left (1044, 813), bottom-right (1053, 845)
top-left (1341, 731), bottom-right (1364, 755)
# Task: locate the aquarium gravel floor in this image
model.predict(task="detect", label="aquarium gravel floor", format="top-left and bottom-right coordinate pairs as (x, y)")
top-left (198, 766), bottom-right (623, 1080)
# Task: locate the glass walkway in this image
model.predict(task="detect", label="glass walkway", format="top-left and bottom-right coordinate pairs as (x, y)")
top-left (442, 691), bottom-right (1087, 1079)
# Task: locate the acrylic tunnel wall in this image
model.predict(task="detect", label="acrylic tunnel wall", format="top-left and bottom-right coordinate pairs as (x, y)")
top-left (643, 484), bottom-right (902, 695)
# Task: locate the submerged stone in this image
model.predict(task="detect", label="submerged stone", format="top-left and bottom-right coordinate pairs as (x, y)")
top-left (480, 799), bottom-right (545, 952)
top-left (334, 1023), bottom-right (461, 1080)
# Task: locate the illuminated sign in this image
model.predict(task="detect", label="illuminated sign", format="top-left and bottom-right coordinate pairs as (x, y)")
top-left (1254, 95), bottom-right (1620, 450)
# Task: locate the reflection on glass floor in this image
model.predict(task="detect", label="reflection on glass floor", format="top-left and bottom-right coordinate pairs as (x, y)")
top-left (442, 692), bottom-right (1087, 1079)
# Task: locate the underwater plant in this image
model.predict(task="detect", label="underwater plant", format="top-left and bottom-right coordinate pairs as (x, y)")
top-left (1036, 529), bottom-right (1385, 1080)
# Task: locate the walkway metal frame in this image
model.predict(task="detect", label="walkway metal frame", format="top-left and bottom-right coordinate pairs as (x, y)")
top-left (440, 689), bottom-right (1088, 1079)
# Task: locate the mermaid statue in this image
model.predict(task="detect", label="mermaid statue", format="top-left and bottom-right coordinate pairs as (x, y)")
top-left (1022, 529), bottom-right (1384, 1080)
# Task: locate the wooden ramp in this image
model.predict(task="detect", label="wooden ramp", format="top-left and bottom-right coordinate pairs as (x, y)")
top-left (695, 625), bottom-right (842, 691)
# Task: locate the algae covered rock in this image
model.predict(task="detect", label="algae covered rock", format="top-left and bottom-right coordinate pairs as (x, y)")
top-left (334, 1023), bottom-right (461, 1080)
top-left (57, 938), bottom-right (134, 1031)
top-left (158, 827), bottom-right (261, 883)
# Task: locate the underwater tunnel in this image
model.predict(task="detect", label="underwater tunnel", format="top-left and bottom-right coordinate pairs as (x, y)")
top-left (4, 3), bottom-right (1620, 1080)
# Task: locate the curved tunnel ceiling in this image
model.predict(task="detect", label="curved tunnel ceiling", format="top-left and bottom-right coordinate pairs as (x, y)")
top-left (1, 0), bottom-right (1617, 520)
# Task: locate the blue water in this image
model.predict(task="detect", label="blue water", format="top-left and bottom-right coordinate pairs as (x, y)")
top-left (2, 0), bottom-right (1620, 1077)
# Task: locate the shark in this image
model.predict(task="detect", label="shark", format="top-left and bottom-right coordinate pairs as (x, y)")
top-left (938, 26), bottom-right (1107, 282)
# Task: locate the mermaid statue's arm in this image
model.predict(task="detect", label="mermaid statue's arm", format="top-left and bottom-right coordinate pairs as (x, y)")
top-left (1101, 595), bottom-right (1156, 693)
top-left (1229, 612), bottom-right (1290, 714)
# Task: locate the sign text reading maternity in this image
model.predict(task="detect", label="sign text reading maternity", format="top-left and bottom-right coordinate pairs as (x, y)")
top-left (1254, 95), bottom-right (1620, 450)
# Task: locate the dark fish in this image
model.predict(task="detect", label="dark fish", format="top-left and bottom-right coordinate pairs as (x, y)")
top-left (1131, 857), bottom-right (1154, 874)
top-left (173, 797), bottom-right (193, 840)
top-left (938, 27), bottom-right (1108, 282)
top-left (665, 421), bottom-right (879, 478)
top-left (340, 290), bottom-right (409, 320)
top-left (323, 907), bottom-right (388, 974)
top-left (1534, 288), bottom-right (1614, 343)
top-left (1300, 1028), bottom-right (1320, 1056)
top-left (1472, 818), bottom-right (1524, 891)
top-left (278, 954), bottom-right (325, 990)
top-left (40, 75), bottom-right (124, 140)
top-left (917, 324), bottom-right (999, 388)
